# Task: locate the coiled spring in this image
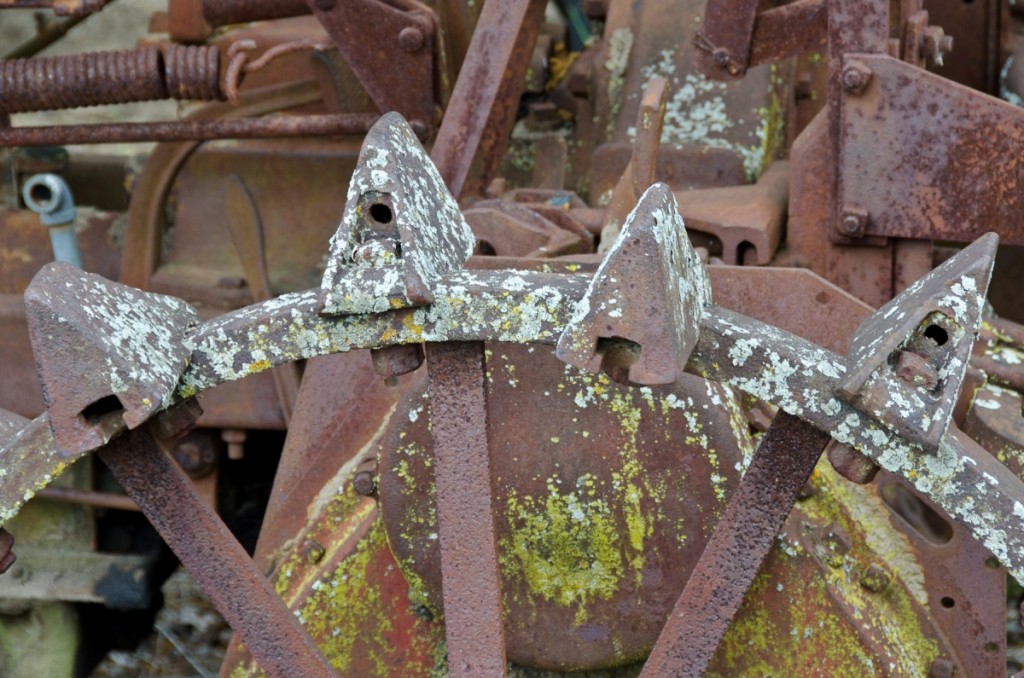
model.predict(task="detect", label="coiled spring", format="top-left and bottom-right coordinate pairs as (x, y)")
top-left (0, 45), bottom-right (224, 114)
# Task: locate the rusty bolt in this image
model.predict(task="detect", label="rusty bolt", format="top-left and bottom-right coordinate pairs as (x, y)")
top-left (712, 47), bottom-right (732, 69)
top-left (928, 657), bottom-right (956, 678)
top-left (827, 440), bottom-right (880, 484)
top-left (895, 351), bottom-right (940, 390)
top-left (171, 438), bottom-right (217, 479)
top-left (399, 26), bottom-right (426, 53)
top-left (353, 470), bottom-right (377, 497)
top-left (922, 26), bottom-right (953, 66)
top-left (301, 539), bottom-right (326, 564)
top-left (838, 208), bottom-right (869, 238)
top-left (860, 563), bottom-right (892, 592)
top-left (841, 60), bottom-right (873, 94)
top-left (222, 428), bottom-right (247, 460)
top-left (0, 529), bottom-right (15, 575)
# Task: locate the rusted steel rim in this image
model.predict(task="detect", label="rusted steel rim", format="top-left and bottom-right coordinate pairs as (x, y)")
top-left (640, 412), bottom-right (831, 677)
top-left (426, 342), bottom-right (508, 676)
top-left (100, 425), bottom-right (337, 677)
top-left (2, 230), bottom-right (1023, 593)
top-left (0, 113), bottom-right (379, 147)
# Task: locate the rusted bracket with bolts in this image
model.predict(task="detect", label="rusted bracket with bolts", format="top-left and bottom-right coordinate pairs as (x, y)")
top-left (837, 54), bottom-right (1024, 246)
top-left (307, 0), bottom-right (436, 130)
top-left (695, 0), bottom-right (828, 79)
top-left (4, 116), bottom-right (1024, 599)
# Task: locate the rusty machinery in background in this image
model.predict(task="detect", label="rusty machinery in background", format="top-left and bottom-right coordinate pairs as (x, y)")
top-left (0, 0), bottom-right (1023, 676)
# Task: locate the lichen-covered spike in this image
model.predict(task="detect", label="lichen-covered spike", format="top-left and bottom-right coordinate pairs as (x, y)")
top-left (24, 262), bottom-right (199, 456)
top-left (555, 183), bottom-right (712, 385)
top-left (837, 232), bottom-right (999, 452)
top-left (318, 112), bottom-right (476, 316)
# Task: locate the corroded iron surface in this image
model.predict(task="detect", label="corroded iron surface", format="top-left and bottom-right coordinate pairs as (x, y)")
top-left (100, 425), bottom-right (337, 677)
top-left (1, 1), bottom-right (1023, 672)
top-left (24, 262), bottom-right (199, 456)
top-left (641, 412), bottom-right (831, 676)
top-left (556, 184), bottom-right (711, 385)
top-left (378, 344), bottom-right (754, 671)
top-left (425, 341), bottom-right (507, 677)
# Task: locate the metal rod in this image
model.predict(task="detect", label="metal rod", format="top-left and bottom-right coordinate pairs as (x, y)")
top-left (430, 0), bottom-right (537, 197)
top-left (0, 113), bottom-right (378, 147)
top-left (425, 341), bottom-right (508, 676)
top-left (202, 0), bottom-right (309, 27)
top-left (640, 412), bottom-right (831, 676)
top-left (36, 486), bottom-right (140, 512)
top-left (99, 426), bottom-right (337, 678)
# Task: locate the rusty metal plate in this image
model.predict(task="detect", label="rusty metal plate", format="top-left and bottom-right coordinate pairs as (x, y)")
top-left (839, 54), bottom-right (1024, 245)
top-left (378, 342), bottom-right (756, 671)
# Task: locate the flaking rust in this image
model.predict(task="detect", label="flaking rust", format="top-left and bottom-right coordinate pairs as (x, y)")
top-left (24, 262), bottom-right (199, 457)
top-left (318, 112), bottom-right (476, 316)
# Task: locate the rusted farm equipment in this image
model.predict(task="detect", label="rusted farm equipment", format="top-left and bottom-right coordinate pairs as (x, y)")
top-left (0, 0), bottom-right (1023, 676)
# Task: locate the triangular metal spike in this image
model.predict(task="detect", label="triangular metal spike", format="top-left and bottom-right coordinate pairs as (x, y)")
top-left (24, 262), bottom-right (199, 456)
top-left (837, 232), bottom-right (999, 452)
top-left (318, 112), bottom-right (476, 316)
top-left (556, 183), bottom-right (712, 385)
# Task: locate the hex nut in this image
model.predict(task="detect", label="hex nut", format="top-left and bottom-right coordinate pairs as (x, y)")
top-left (841, 60), bottom-right (873, 94)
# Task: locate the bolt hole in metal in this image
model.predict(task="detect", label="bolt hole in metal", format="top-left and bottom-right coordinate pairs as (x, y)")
top-left (80, 394), bottom-right (125, 425)
top-left (596, 335), bottom-right (642, 384)
top-left (925, 324), bottom-right (949, 346)
top-left (941, 596), bottom-right (956, 609)
top-left (880, 482), bottom-right (954, 545)
top-left (369, 202), bottom-right (393, 224)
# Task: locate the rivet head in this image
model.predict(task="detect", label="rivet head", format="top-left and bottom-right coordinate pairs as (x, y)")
top-left (399, 26), bottom-right (426, 53)
top-left (860, 563), bottom-right (891, 592)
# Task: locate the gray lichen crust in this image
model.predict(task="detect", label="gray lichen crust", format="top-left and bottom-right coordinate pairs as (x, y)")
top-left (556, 183), bottom-right (712, 384)
top-left (318, 112), bottom-right (476, 316)
top-left (24, 262), bottom-right (199, 456)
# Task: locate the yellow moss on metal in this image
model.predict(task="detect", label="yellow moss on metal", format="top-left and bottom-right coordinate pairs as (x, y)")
top-left (502, 475), bottom-right (624, 625)
top-left (712, 460), bottom-right (941, 675)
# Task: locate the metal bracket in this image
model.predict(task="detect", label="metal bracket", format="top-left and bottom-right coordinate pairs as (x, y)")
top-left (24, 262), bottom-right (199, 456)
top-left (836, 233), bottom-right (998, 452)
top-left (307, 0), bottom-right (436, 129)
top-left (557, 183), bottom-right (711, 385)
top-left (318, 112), bottom-right (475, 316)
